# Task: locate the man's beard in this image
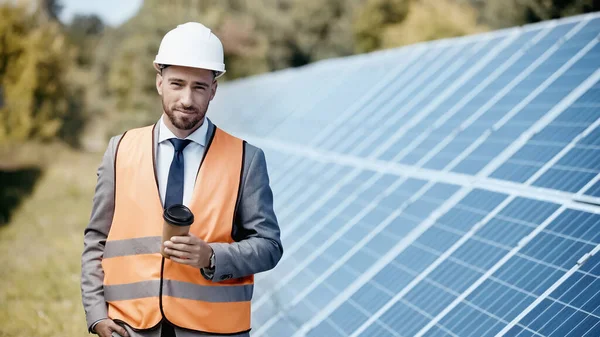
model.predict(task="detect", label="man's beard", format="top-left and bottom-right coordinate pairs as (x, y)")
top-left (163, 99), bottom-right (208, 130)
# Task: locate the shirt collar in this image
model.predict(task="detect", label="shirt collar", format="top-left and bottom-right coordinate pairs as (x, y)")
top-left (158, 115), bottom-right (208, 146)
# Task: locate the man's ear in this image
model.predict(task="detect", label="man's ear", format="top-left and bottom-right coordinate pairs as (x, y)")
top-left (210, 80), bottom-right (218, 101)
top-left (156, 73), bottom-right (163, 96)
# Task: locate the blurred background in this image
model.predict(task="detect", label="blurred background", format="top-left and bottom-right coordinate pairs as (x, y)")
top-left (0, 0), bottom-right (599, 336)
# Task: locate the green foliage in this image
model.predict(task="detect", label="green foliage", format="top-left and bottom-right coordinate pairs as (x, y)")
top-left (0, 3), bottom-right (75, 143)
top-left (289, 0), bottom-right (361, 63)
top-left (385, 0), bottom-right (486, 48)
top-left (472, 0), bottom-right (599, 28)
top-left (355, 0), bottom-right (411, 53)
top-left (66, 14), bottom-right (104, 67)
top-left (355, 0), bottom-right (485, 53)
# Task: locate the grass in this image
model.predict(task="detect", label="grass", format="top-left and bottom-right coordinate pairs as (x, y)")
top-left (0, 143), bottom-right (103, 336)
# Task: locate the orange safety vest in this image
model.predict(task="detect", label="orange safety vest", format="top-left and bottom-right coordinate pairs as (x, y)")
top-left (101, 124), bottom-right (253, 334)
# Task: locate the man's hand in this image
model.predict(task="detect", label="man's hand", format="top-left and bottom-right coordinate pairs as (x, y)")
top-left (94, 319), bottom-right (129, 337)
top-left (163, 233), bottom-right (213, 269)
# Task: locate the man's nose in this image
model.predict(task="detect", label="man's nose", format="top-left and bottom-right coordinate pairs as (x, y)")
top-left (180, 88), bottom-right (193, 107)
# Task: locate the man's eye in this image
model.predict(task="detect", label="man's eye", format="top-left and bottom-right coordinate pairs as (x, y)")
top-left (170, 83), bottom-right (182, 87)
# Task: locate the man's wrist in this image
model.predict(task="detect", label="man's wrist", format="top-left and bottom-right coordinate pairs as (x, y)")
top-left (90, 318), bottom-right (108, 333)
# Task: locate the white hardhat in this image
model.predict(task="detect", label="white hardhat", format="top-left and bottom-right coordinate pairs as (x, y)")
top-left (154, 22), bottom-right (226, 78)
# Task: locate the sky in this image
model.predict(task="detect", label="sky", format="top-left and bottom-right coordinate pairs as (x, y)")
top-left (58, 0), bottom-right (143, 26)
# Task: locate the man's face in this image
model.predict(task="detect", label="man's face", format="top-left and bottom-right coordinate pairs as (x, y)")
top-left (156, 65), bottom-right (217, 131)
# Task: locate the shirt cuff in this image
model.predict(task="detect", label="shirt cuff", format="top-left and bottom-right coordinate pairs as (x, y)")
top-left (201, 266), bottom-right (215, 280)
top-left (90, 318), bottom-right (108, 334)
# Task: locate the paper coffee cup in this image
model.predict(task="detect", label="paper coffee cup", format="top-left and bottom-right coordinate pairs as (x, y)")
top-left (161, 204), bottom-right (194, 258)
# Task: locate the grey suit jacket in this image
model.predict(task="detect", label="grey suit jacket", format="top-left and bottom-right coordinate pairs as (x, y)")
top-left (81, 118), bottom-right (283, 337)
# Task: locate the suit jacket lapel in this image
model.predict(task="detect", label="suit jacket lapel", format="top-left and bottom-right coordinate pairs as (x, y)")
top-left (206, 118), bottom-right (216, 147)
top-left (152, 120), bottom-right (160, 164)
top-left (198, 118), bottom-right (215, 180)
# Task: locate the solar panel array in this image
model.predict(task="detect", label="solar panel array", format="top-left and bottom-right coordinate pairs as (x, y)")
top-left (210, 13), bottom-right (600, 337)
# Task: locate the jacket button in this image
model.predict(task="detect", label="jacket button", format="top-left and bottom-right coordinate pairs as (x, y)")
top-left (220, 274), bottom-right (232, 281)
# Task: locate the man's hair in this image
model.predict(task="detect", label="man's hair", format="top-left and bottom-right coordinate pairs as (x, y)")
top-left (158, 64), bottom-right (170, 73)
top-left (158, 64), bottom-right (218, 79)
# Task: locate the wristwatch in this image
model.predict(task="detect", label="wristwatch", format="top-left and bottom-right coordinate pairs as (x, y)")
top-left (209, 249), bottom-right (215, 269)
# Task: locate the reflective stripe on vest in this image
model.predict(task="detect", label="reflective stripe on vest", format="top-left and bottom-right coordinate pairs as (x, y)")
top-left (102, 124), bottom-right (252, 334)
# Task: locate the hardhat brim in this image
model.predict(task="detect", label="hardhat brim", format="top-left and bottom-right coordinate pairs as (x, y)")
top-left (153, 61), bottom-right (225, 79)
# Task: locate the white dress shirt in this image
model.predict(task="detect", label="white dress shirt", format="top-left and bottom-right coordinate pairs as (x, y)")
top-left (157, 115), bottom-right (208, 207)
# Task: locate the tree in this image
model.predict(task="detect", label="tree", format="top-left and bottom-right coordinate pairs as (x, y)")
top-left (288, 0), bottom-right (362, 64)
top-left (38, 0), bottom-right (62, 21)
top-left (354, 0), bottom-right (486, 53)
top-left (472, 0), bottom-right (599, 28)
top-left (354, 0), bottom-right (411, 53)
top-left (67, 14), bottom-right (104, 66)
top-left (383, 0), bottom-right (486, 48)
top-left (0, 3), bottom-right (75, 143)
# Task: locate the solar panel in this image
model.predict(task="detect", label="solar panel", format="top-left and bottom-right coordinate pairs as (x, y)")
top-left (209, 12), bottom-right (600, 337)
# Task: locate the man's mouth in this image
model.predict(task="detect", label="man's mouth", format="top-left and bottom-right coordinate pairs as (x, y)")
top-left (175, 109), bottom-right (196, 115)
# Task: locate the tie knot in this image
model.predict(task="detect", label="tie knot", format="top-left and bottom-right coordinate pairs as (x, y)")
top-left (169, 138), bottom-right (191, 152)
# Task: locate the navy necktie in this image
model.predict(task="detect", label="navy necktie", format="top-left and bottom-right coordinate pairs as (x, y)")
top-left (164, 138), bottom-right (192, 208)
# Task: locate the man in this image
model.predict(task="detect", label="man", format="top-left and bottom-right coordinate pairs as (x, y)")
top-left (81, 22), bottom-right (283, 337)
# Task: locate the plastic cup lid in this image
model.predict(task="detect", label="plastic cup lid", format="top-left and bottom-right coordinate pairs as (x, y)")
top-left (163, 204), bottom-right (194, 226)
